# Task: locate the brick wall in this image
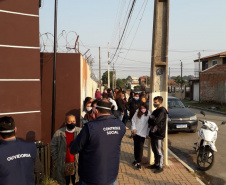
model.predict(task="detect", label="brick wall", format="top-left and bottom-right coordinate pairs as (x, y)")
top-left (200, 65), bottom-right (226, 103)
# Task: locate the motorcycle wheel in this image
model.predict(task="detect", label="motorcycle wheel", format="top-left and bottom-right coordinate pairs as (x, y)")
top-left (197, 146), bottom-right (214, 171)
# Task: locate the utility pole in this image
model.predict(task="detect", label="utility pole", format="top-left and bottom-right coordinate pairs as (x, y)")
top-left (180, 60), bottom-right (183, 90)
top-left (99, 47), bottom-right (101, 90)
top-left (149, 0), bottom-right (170, 166)
top-left (198, 52), bottom-right (201, 102)
top-left (198, 52), bottom-right (201, 73)
top-left (168, 67), bottom-right (170, 93)
top-left (51, 0), bottom-right (58, 138)
top-left (113, 63), bottom-right (115, 89)
top-left (108, 43), bottom-right (110, 88)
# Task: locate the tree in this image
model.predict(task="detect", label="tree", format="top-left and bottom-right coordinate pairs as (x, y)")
top-left (126, 76), bottom-right (132, 83)
top-left (116, 78), bottom-right (126, 89)
top-left (102, 71), bottom-right (114, 88)
top-left (174, 75), bottom-right (186, 87)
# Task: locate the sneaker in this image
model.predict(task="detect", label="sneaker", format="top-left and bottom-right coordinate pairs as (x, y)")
top-left (132, 160), bottom-right (138, 166)
top-left (136, 163), bottom-right (141, 170)
top-left (150, 164), bottom-right (158, 169)
top-left (154, 167), bottom-right (163, 173)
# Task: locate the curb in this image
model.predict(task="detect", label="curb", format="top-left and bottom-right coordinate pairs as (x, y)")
top-left (168, 149), bottom-right (205, 185)
top-left (189, 105), bottom-right (226, 116)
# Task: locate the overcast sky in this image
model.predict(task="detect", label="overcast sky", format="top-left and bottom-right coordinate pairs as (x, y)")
top-left (39, 0), bottom-right (226, 79)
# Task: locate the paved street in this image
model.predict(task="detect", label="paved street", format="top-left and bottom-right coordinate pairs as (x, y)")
top-left (168, 108), bottom-right (226, 185)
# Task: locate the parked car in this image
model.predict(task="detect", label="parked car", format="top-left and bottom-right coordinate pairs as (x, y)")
top-left (168, 96), bottom-right (198, 133)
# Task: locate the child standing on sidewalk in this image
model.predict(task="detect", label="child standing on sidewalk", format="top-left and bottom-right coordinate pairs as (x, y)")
top-left (131, 102), bottom-right (151, 170)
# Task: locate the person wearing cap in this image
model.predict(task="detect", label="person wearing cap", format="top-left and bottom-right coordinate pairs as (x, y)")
top-left (70, 99), bottom-right (126, 185)
top-left (0, 116), bottom-right (41, 185)
top-left (50, 114), bottom-right (81, 185)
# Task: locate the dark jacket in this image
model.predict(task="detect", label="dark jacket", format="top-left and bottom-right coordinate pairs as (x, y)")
top-left (127, 98), bottom-right (142, 119)
top-left (50, 126), bottom-right (81, 185)
top-left (148, 107), bottom-right (167, 140)
top-left (115, 98), bottom-right (126, 112)
top-left (70, 115), bottom-right (126, 185)
top-left (0, 139), bottom-right (37, 185)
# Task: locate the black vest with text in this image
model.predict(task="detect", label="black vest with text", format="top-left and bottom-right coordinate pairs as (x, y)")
top-left (79, 115), bottom-right (126, 185)
top-left (0, 139), bottom-right (37, 185)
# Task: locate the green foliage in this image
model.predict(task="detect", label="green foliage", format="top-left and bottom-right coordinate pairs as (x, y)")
top-left (116, 78), bottom-right (126, 89)
top-left (174, 76), bottom-right (186, 87)
top-left (102, 71), bottom-right (114, 88)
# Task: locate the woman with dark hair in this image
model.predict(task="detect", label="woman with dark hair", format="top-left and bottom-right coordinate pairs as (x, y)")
top-left (122, 91), bottom-right (129, 129)
top-left (131, 102), bottom-right (151, 170)
top-left (115, 91), bottom-right (125, 121)
top-left (84, 100), bottom-right (98, 122)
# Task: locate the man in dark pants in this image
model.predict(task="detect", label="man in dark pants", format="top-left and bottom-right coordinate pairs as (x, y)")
top-left (0, 116), bottom-right (41, 185)
top-left (70, 99), bottom-right (126, 185)
top-left (148, 96), bottom-right (167, 173)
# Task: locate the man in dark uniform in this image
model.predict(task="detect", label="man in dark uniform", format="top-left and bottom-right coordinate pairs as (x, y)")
top-left (0, 116), bottom-right (40, 185)
top-left (70, 99), bottom-right (126, 185)
top-left (148, 96), bottom-right (167, 173)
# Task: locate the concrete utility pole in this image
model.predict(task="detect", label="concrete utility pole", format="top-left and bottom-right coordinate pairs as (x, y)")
top-left (108, 43), bottom-right (110, 88)
top-left (149, 0), bottom-right (170, 166)
top-left (198, 52), bottom-right (201, 73)
top-left (180, 60), bottom-right (183, 90)
top-left (198, 52), bottom-right (201, 102)
top-left (99, 47), bottom-right (101, 90)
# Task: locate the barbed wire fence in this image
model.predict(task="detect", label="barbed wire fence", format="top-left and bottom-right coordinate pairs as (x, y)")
top-left (39, 30), bottom-right (99, 83)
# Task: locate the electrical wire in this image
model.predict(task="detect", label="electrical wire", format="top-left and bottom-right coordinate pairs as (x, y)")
top-left (110, 0), bottom-right (137, 64)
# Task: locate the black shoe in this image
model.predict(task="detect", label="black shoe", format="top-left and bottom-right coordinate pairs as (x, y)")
top-left (132, 160), bottom-right (138, 166)
top-left (154, 167), bottom-right (163, 173)
top-left (150, 164), bottom-right (158, 169)
top-left (136, 163), bottom-right (141, 170)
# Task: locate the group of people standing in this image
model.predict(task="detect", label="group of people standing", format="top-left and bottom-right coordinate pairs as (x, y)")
top-left (0, 87), bottom-right (167, 185)
top-left (81, 88), bottom-right (168, 174)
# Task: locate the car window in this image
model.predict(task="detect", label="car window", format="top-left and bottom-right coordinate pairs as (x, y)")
top-left (168, 99), bottom-right (185, 108)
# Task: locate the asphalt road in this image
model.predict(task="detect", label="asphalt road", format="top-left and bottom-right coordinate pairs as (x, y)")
top-left (168, 108), bottom-right (226, 185)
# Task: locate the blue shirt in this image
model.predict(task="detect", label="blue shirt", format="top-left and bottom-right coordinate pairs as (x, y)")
top-left (0, 139), bottom-right (37, 185)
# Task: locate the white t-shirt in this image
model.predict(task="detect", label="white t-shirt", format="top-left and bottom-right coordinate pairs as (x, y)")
top-left (131, 109), bottom-right (151, 138)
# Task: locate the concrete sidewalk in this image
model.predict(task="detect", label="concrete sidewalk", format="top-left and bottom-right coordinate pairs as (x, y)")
top-left (117, 130), bottom-right (203, 185)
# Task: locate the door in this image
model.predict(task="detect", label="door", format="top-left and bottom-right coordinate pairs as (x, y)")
top-left (193, 82), bottom-right (199, 101)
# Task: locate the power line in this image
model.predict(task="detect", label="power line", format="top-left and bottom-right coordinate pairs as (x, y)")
top-left (110, 0), bottom-right (137, 64)
top-left (116, 0), bottom-right (148, 68)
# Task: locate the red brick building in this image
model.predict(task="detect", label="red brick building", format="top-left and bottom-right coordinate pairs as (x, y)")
top-left (200, 65), bottom-right (226, 104)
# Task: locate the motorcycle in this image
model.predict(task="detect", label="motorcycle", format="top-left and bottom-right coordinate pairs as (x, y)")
top-left (194, 111), bottom-right (226, 171)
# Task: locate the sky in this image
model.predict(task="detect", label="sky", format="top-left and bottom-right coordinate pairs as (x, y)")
top-left (39, 0), bottom-right (226, 79)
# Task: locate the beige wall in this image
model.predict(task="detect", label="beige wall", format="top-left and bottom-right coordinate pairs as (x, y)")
top-left (207, 57), bottom-right (223, 68)
top-left (80, 55), bottom-right (98, 114)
